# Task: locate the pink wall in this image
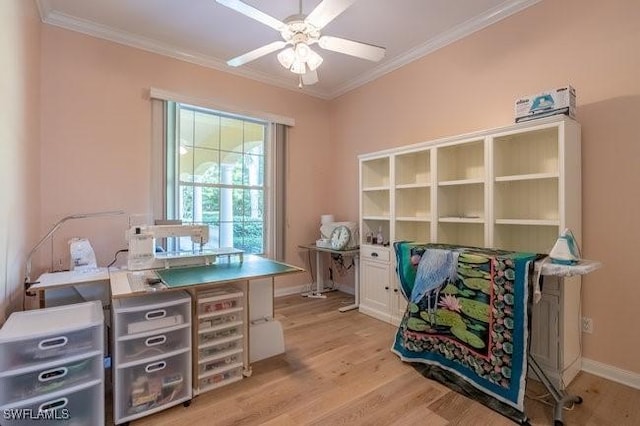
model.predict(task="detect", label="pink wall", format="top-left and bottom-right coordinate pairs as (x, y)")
top-left (330, 0), bottom-right (640, 374)
top-left (39, 26), bottom-right (333, 289)
top-left (0, 1), bottom-right (41, 322)
top-left (34, 0), bottom-right (640, 375)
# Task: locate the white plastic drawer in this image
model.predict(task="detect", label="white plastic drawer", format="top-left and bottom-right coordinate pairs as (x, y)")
top-left (198, 311), bottom-right (242, 330)
top-left (197, 287), bottom-right (243, 304)
top-left (199, 335), bottom-right (243, 360)
top-left (0, 325), bottom-right (103, 372)
top-left (198, 366), bottom-right (243, 393)
top-left (115, 350), bottom-right (190, 420)
top-left (0, 354), bottom-right (102, 406)
top-left (0, 380), bottom-right (103, 426)
top-left (116, 325), bottom-right (190, 365)
top-left (116, 301), bottom-right (190, 337)
top-left (198, 297), bottom-right (242, 317)
top-left (361, 245), bottom-right (390, 262)
top-left (198, 351), bottom-right (243, 376)
top-left (199, 324), bottom-right (243, 345)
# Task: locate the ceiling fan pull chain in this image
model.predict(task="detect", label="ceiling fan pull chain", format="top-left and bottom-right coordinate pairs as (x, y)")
top-left (299, 0), bottom-right (303, 15)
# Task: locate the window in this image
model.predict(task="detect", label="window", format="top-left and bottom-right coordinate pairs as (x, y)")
top-left (166, 102), bottom-right (268, 254)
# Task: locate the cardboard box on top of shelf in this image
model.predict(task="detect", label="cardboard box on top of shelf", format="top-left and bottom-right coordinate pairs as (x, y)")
top-left (515, 86), bottom-right (576, 123)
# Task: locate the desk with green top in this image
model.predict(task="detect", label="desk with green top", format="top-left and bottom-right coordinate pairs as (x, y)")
top-left (109, 255), bottom-right (304, 388)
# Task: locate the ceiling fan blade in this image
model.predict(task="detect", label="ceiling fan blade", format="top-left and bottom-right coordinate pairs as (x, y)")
top-left (301, 70), bottom-right (319, 85)
top-left (216, 0), bottom-right (285, 31)
top-left (318, 36), bottom-right (386, 62)
top-left (227, 41), bottom-right (287, 67)
top-left (305, 0), bottom-right (357, 30)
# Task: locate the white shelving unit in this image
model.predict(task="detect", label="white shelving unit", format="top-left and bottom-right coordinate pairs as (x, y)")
top-left (112, 291), bottom-right (192, 425)
top-left (194, 286), bottom-right (246, 395)
top-left (358, 115), bottom-right (581, 387)
top-left (0, 301), bottom-right (105, 425)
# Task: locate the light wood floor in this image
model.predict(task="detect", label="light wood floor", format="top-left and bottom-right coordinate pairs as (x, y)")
top-left (131, 292), bottom-right (640, 426)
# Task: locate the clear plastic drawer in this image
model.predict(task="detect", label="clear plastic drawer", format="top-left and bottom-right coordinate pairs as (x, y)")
top-left (0, 301), bottom-right (103, 372)
top-left (114, 350), bottom-right (190, 420)
top-left (198, 297), bottom-right (242, 316)
top-left (198, 335), bottom-right (243, 360)
top-left (0, 326), bottom-right (103, 372)
top-left (197, 287), bottom-right (243, 315)
top-left (198, 366), bottom-right (243, 393)
top-left (198, 351), bottom-right (243, 376)
top-left (199, 324), bottom-right (243, 345)
top-left (198, 311), bottom-right (241, 330)
top-left (0, 354), bottom-right (102, 406)
top-left (0, 380), bottom-right (103, 426)
top-left (116, 325), bottom-right (190, 365)
top-left (115, 299), bottom-right (191, 337)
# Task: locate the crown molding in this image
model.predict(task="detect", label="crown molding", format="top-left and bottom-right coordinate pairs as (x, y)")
top-left (328, 0), bottom-right (542, 99)
top-left (37, 0), bottom-right (540, 101)
top-left (36, 1), bottom-right (329, 100)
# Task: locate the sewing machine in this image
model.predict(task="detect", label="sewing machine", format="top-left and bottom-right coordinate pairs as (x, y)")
top-left (126, 224), bottom-right (242, 271)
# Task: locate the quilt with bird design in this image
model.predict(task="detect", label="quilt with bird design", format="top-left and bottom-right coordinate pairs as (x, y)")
top-left (392, 242), bottom-right (539, 423)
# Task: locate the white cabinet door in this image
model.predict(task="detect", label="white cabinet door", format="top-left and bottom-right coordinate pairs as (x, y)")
top-left (359, 258), bottom-right (392, 323)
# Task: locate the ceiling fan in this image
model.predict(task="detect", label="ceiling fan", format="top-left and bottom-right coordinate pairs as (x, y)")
top-left (216, 0), bottom-right (386, 86)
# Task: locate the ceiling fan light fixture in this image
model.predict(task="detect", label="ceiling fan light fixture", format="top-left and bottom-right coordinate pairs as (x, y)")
top-left (306, 48), bottom-right (323, 71)
top-left (290, 59), bottom-right (307, 75)
top-left (277, 47), bottom-right (296, 68)
top-left (294, 42), bottom-right (310, 60)
top-left (278, 43), bottom-right (323, 74)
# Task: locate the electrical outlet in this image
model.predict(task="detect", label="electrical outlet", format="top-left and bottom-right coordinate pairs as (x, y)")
top-left (581, 317), bottom-right (594, 334)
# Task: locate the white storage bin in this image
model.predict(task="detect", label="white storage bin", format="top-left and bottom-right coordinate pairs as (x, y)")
top-left (0, 380), bottom-right (103, 426)
top-left (0, 302), bottom-right (103, 372)
top-left (114, 350), bottom-right (190, 420)
top-left (113, 292), bottom-right (191, 337)
top-left (0, 353), bottom-right (102, 406)
top-left (116, 325), bottom-right (190, 365)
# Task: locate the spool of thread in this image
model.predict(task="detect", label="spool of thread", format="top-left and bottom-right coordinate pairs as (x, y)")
top-left (320, 214), bottom-right (334, 224)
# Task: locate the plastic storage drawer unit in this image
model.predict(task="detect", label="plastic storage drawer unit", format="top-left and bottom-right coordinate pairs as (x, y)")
top-left (195, 286), bottom-right (246, 395)
top-left (0, 301), bottom-right (105, 426)
top-left (0, 303), bottom-right (103, 372)
top-left (0, 380), bottom-right (103, 426)
top-left (112, 291), bottom-right (192, 424)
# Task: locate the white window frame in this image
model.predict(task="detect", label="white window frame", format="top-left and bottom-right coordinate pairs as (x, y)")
top-left (150, 89), bottom-right (291, 259)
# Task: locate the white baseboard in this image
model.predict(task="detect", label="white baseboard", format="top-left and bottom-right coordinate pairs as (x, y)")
top-left (274, 283), bottom-right (355, 297)
top-left (274, 284), bottom-right (308, 297)
top-left (582, 358), bottom-right (640, 390)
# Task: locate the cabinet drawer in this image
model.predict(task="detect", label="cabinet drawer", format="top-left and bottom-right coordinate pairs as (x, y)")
top-left (198, 351), bottom-right (243, 376)
top-left (361, 245), bottom-right (390, 262)
top-left (198, 297), bottom-right (243, 317)
top-left (198, 311), bottom-right (241, 330)
top-left (199, 324), bottom-right (243, 346)
top-left (0, 354), bottom-right (102, 406)
top-left (198, 366), bottom-right (243, 393)
top-left (0, 326), bottom-right (102, 372)
top-left (0, 380), bottom-right (103, 426)
top-left (116, 302), bottom-right (190, 337)
top-left (115, 350), bottom-right (190, 420)
top-left (116, 326), bottom-right (190, 365)
top-left (199, 335), bottom-right (243, 359)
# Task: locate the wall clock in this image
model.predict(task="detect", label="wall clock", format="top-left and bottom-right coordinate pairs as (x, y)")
top-left (330, 225), bottom-right (351, 250)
